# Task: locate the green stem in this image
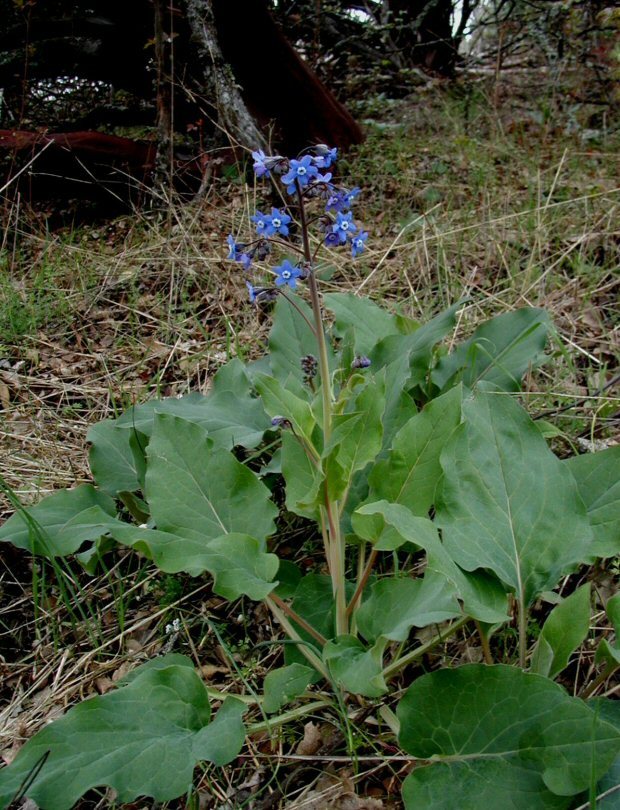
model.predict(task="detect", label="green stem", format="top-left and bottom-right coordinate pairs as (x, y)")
top-left (518, 599), bottom-right (527, 669)
top-left (269, 593), bottom-right (328, 646)
top-left (246, 698), bottom-right (334, 735)
top-left (295, 180), bottom-right (348, 637)
top-left (346, 547), bottom-right (377, 618)
top-left (382, 617), bottom-right (470, 680)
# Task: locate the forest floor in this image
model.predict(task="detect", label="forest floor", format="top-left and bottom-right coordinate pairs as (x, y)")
top-left (0, 72), bottom-right (619, 808)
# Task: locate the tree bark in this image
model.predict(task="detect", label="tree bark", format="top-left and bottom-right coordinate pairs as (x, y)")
top-left (185, 0), bottom-right (267, 151)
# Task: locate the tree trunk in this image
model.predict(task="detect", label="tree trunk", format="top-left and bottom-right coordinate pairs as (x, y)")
top-left (185, 0), bottom-right (267, 151)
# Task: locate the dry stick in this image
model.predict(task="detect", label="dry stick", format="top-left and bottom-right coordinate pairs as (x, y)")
top-left (0, 139), bottom-right (54, 195)
top-left (581, 662), bottom-right (620, 700)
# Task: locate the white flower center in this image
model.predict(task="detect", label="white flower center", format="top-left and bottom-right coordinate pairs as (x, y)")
top-left (341, 221), bottom-right (349, 230)
top-left (297, 166), bottom-right (307, 176)
top-left (272, 218), bottom-right (281, 227)
top-left (282, 270), bottom-right (291, 279)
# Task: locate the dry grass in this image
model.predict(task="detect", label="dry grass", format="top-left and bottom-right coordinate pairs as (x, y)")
top-left (0, 76), bottom-right (619, 807)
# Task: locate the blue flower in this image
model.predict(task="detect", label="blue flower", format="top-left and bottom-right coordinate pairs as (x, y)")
top-left (227, 234), bottom-right (252, 270)
top-left (246, 280), bottom-right (257, 303)
top-left (332, 211), bottom-right (357, 244)
top-left (281, 156), bottom-right (319, 194)
top-left (273, 259), bottom-right (302, 289)
top-left (251, 210), bottom-right (270, 235)
top-left (313, 145), bottom-right (338, 169)
top-left (252, 150), bottom-right (271, 178)
top-left (266, 207), bottom-right (291, 237)
top-left (326, 186), bottom-right (360, 213)
top-left (324, 231), bottom-right (341, 247)
top-left (351, 230), bottom-right (368, 257)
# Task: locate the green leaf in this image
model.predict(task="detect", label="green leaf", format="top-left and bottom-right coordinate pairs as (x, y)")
top-left (367, 385), bottom-right (462, 516)
top-left (0, 485), bottom-right (116, 557)
top-left (280, 431), bottom-right (323, 520)
top-left (432, 308), bottom-right (550, 392)
top-left (0, 656), bottom-right (246, 810)
top-left (436, 390), bottom-right (592, 607)
top-left (285, 575), bottom-right (338, 675)
top-left (323, 292), bottom-right (400, 354)
top-left (356, 573), bottom-right (460, 643)
top-left (565, 446), bottom-right (620, 558)
top-left (591, 699), bottom-right (620, 807)
top-left (323, 635), bottom-right (387, 697)
top-left (115, 360), bottom-right (268, 450)
top-left (398, 664), bottom-right (620, 809)
top-left (255, 373), bottom-right (315, 443)
top-left (530, 584), bottom-right (591, 679)
top-left (324, 375), bottom-right (385, 501)
top-left (262, 664), bottom-right (314, 713)
top-left (595, 593), bottom-right (620, 667)
top-left (112, 526), bottom-right (278, 599)
top-left (268, 293), bottom-right (323, 382)
top-left (354, 501), bottom-right (509, 624)
top-left (87, 420), bottom-right (143, 496)
top-left (145, 414), bottom-right (277, 545)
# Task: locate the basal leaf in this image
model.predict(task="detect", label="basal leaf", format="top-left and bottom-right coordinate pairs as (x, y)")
top-left (432, 307), bottom-right (550, 392)
top-left (595, 593), bottom-right (620, 667)
top-left (0, 485), bottom-right (116, 557)
top-left (145, 414), bottom-right (277, 545)
top-left (262, 664), bottom-right (314, 713)
top-left (398, 665), bottom-right (620, 809)
top-left (115, 360), bottom-right (268, 450)
top-left (323, 291), bottom-right (400, 354)
top-left (323, 635), bottom-right (387, 697)
top-left (367, 385), bottom-right (462, 516)
top-left (530, 584), bottom-right (591, 679)
top-left (354, 501), bottom-right (509, 624)
top-left (87, 419), bottom-right (143, 496)
top-left (0, 656), bottom-right (246, 810)
top-left (112, 526), bottom-right (278, 599)
top-left (436, 390), bottom-right (592, 607)
top-left (564, 446), bottom-right (620, 558)
top-left (356, 573), bottom-right (460, 643)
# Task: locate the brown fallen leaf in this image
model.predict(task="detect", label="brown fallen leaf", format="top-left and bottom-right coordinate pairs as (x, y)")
top-left (295, 721), bottom-right (323, 756)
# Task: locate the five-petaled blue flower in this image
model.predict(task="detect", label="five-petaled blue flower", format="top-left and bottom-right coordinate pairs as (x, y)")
top-left (351, 231), bottom-right (368, 257)
top-left (266, 207), bottom-right (291, 237)
top-left (332, 211), bottom-right (357, 244)
top-left (273, 259), bottom-right (302, 288)
top-left (281, 156), bottom-right (319, 194)
top-left (252, 150), bottom-right (270, 178)
top-left (251, 210), bottom-right (270, 235)
top-left (326, 187), bottom-right (360, 213)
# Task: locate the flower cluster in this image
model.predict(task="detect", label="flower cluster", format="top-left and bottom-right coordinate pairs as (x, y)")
top-left (227, 145), bottom-right (367, 303)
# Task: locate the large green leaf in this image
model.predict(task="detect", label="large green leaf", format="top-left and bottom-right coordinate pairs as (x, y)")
top-left (0, 656), bottom-right (246, 810)
top-left (530, 584), bottom-right (591, 680)
top-left (564, 446), bottom-right (620, 558)
top-left (432, 307), bottom-right (550, 392)
top-left (398, 664), bottom-right (620, 809)
top-left (591, 699), bottom-right (620, 807)
top-left (356, 573), bottom-right (460, 643)
top-left (323, 635), bottom-right (387, 697)
top-left (0, 485), bottom-right (116, 557)
top-left (114, 360), bottom-right (268, 449)
top-left (354, 501), bottom-right (509, 624)
top-left (323, 292), bottom-right (400, 354)
top-left (436, 390), bottom-right (592, 607)
top-left (145, 414), bottom-right (277, 544)
top-left (367, 385), bottom-right (462, 516)
top-left (87, 419), bottom-right (143, 496)
top-left (370, 301), bottom-right (462, 375)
